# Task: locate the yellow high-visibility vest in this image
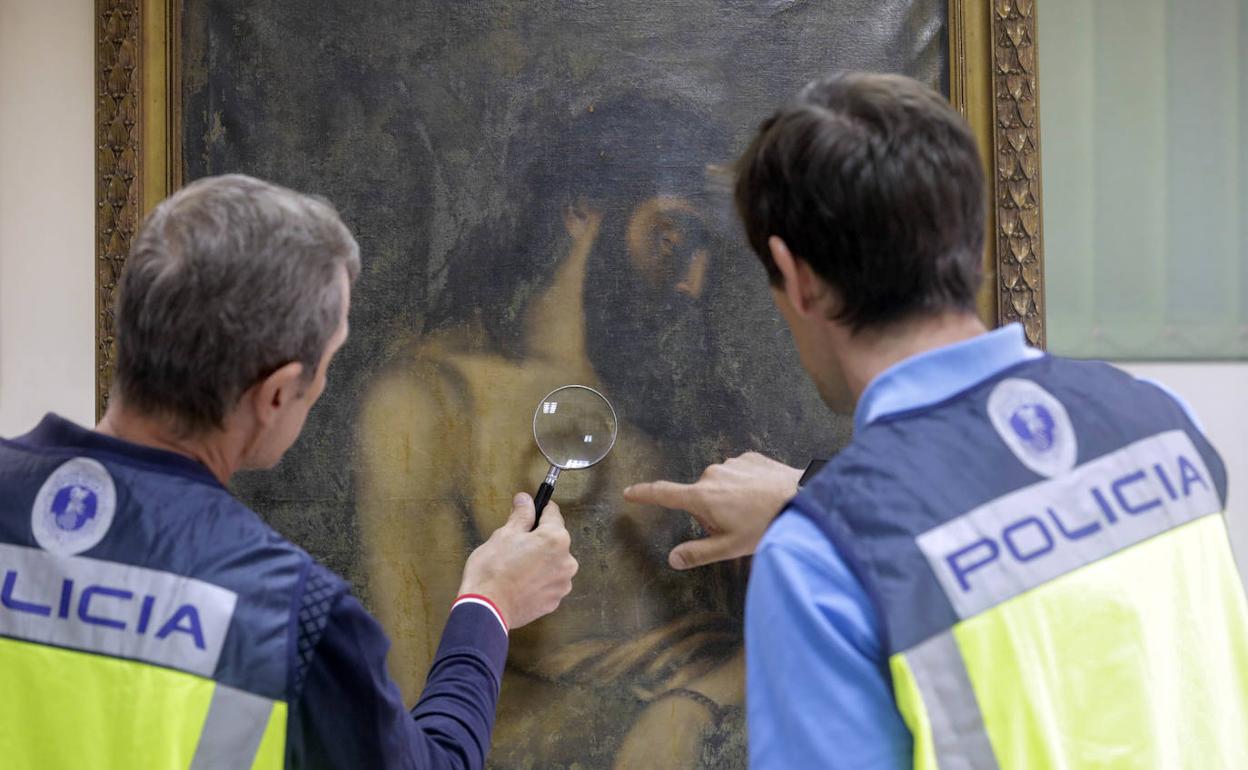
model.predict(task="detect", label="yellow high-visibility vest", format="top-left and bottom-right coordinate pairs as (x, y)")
top-left (795, 362), bottom-right (1248, 768)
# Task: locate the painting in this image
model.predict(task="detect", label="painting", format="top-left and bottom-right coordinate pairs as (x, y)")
top-left (96, 0), bottom-right (1044, 766)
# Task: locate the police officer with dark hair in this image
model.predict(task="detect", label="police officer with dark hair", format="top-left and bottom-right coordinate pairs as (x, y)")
top-left (628, 72), bottom-right (1248, 768)
top-left (0, 174), bottom-right (578, 769)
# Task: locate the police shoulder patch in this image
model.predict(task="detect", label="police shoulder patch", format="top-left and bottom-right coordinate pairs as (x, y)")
top-left (31, 457), bottom-right (117, 556)
top-left (987, 378), bottom-right (1077, 478)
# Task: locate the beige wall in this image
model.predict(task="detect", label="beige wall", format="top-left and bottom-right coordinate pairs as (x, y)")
top-left (0, 0), bottom-right (95, 435)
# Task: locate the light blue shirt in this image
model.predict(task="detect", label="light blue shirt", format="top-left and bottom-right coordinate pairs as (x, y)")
top-left (744, 324), bottom-right (1198, 769)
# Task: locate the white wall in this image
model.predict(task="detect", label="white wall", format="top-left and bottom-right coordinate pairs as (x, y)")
top-left (0, 0), bottom-right (95, 435)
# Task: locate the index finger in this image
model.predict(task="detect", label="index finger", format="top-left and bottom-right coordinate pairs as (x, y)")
top-left (623, 480), bottom-right (696, 511)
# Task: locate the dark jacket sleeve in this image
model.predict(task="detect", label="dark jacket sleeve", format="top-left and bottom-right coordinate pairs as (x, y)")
top-left (286, 593), bottom-right (509, 770)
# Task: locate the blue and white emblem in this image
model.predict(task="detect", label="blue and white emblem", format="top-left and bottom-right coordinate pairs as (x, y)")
top-left (987, 379), bottom-right (1077, 478)
top-left (31, 457), bottom-right (117, 556)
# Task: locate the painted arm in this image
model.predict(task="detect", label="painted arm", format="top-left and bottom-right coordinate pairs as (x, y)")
top-left (356, 368), bottom-right (478, 700)
top-left (357, 365), bottom-right (579, 699)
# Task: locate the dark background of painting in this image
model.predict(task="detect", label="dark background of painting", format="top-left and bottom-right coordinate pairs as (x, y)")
top-left (181, 0), bottom-right (946, 764)
top-left (183, 0), bottom-right (947, 587)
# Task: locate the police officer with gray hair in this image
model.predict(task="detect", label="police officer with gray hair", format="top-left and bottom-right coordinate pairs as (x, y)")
top-left (0, 174), bottom-right (577, 769)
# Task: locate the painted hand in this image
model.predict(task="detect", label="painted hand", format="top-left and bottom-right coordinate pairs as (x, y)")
top-left (458, 494), bottom-right (579, 629)
top-left (624, 452), bottom-right (802, 570)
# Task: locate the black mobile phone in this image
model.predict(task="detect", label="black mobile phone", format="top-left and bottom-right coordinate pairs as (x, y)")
top-left (798, 457), bottom-right (830, 489)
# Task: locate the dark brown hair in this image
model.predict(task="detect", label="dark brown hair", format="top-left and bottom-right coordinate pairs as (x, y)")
top-left (734, 72), bottom-right (985, 331)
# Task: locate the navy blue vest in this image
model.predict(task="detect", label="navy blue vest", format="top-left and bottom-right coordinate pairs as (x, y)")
top-left (789, 356), bottom-right (1228, 656)
top-left (0, 415), bottom-right (346, 702)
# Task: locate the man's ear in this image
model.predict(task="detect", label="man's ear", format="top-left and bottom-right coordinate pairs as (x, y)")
top-left (243, 361), bottom-right (305, 427)
top-left (768, 236), bottom-right (831, 319)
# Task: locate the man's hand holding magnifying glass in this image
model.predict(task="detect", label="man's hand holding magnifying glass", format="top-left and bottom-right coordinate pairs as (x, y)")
top-left (458, 494), bottom-right (579, 631)
top-left (624, 453), bottom-right (803, 570)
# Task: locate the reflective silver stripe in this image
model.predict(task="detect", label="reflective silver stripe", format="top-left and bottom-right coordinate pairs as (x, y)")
top-left (906, 631), bottom-right (1000, 770)
top-left (188, 683), bottom-right (276, 770)
top-left (917, 430), bottom-right (1220, 618)
top-left (0, 543), bottom-right (237, 677)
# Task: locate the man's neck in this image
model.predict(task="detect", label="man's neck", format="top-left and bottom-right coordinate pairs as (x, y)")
top-left (841, 311), bottom-right (990, 402)
top-left (96, 402), bottom-right (240, 485)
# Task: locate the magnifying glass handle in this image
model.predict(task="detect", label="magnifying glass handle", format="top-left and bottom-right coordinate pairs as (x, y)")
top-left (533, 483), bottom-right (555, 523)
top-left (532, 466), bottom-right (560, 530)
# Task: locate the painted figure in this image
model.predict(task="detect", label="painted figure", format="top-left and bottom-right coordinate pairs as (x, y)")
top-left (357, 97), bottom-right (750, 768)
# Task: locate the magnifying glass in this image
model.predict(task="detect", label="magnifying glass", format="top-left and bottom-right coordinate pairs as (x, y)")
top-left (532, 384), bottom-right (618, 525)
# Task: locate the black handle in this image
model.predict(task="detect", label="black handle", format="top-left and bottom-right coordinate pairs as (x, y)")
top-left (532, 481), bottom-right (554, 530)
top-left (798, 458), bottom-right (830, 489)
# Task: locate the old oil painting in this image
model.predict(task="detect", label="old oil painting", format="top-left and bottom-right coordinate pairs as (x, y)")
top-left (181, 1), bottom-right (947, 766)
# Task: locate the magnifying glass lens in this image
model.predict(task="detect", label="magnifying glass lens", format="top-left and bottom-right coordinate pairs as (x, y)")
top-left (534, 387), bottom-right (617, 469)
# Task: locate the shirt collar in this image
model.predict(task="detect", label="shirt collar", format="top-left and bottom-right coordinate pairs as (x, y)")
top-left (8, 413), bottom-right (224, 488)
top-left (854, 323), bottom-right (1043, 432)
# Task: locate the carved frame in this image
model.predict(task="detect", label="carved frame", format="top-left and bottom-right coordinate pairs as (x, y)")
top-left (95, 0), bottom-right (181, 417)
top-left (94, 0), bottom-right (1045, 418)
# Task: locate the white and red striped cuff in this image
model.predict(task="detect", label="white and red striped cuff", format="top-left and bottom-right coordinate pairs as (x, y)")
top-left (452, 593), bottom-right (509, 635)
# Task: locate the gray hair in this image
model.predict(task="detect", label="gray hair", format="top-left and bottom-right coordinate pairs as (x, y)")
top-left (114, 174), bottom-right (361, 433)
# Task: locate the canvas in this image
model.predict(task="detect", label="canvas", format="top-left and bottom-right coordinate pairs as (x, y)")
top-left (174, 2), bottom-right (948, 766)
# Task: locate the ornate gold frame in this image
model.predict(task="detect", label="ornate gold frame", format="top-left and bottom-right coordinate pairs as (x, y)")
top-left (949, 0), bottom-right (1044, 346)
top-left (96, 0), bottom-right (181, 417)
top-left (94, 0), bottom-right (1045, 417)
